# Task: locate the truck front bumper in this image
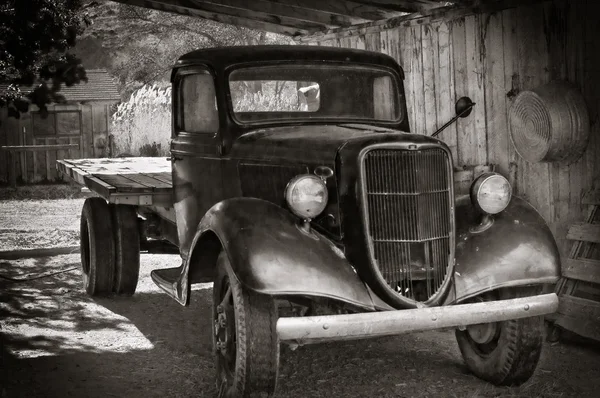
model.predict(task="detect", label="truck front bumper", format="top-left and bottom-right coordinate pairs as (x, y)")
top-left (277, 293), bottom-right (558, 345)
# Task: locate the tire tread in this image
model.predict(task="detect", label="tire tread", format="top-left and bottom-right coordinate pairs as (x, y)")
top-left (214, 252), bottom-right (279, 398)
top-left (80, 198), bottom-right (114, 296)
top-left (111, 204), bottom-right (140, 295)
top-left (456, 286), bottom-right (544, 386)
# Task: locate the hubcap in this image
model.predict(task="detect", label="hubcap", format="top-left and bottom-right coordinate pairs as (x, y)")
top-left (467, 322), bottom-right (498, 344)
top-left (465, 293), bottom-right (499, 347)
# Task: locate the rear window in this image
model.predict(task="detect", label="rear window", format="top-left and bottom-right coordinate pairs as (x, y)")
top-left (228, 63), bottom-right (401, 125)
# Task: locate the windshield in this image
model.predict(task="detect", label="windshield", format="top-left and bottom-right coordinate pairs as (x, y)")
top-left (228, 63), bottom-right (401, 125)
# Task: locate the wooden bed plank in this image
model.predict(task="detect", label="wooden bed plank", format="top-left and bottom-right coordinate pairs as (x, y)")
top-left (62, 157), bottom-right (171, 175)
top-left (84, 175), bottom-right (117, 199)
top-left (117, 173), bottom-right (159, 189)
top-left (123, 172), bottom-right (172, 190)
top-left (70, 166), bottom-right (91, 186)
top-left (142, 172), bottom-right (173, 185)
top-left (96, 174), bottom-right (154, 193)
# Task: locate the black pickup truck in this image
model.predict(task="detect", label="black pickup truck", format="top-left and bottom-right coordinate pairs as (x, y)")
top-left (59, 45), bottom-right (560, 398)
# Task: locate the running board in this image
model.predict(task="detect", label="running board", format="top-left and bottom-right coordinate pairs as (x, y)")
top-left (151, 266), bottom-right (188, 305)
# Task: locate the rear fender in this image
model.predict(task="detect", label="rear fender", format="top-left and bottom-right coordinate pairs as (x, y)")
top-left (184, 198), bottom-right (381, 311)
top-left (447, 195), bottom-right (560, 304)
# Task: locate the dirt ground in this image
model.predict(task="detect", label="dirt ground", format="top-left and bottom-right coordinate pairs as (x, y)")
top-left (2, 196), bottom-right (600, 398)
top-left (0, 198), bottom-right (84, 251)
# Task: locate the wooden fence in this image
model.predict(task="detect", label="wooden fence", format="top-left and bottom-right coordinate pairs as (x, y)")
top-left (553, 188), bottom-right (600, 342)
top-left (1, 143), bottom-right (80, 187)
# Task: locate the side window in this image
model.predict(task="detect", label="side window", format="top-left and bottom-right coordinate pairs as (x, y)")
top-left (178, 73), bottom-right (218, 133)
top-left (373, 75), bottom-right (397, 120)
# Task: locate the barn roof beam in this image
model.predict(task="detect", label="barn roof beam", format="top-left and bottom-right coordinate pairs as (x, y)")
top-left (200, 0), bottom-right (370, 28)
top-left (112, 0), bottom-right (423, 35)
top-left (113, 0), bottom-right (315, 36)
top-left (261, 0), bottom-right (406, 21)
top-left (350, 0), bottom-right (446, 13)
top-left (297, 0), bottom-right (545, 42)
top-left (111, 0), bottom-right (521, 40)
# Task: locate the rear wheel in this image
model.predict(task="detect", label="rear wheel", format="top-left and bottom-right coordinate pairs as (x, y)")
top-left (80, 198), bottom-right (114, 296)
top-left (110, 204), bottom-right (140, 295)
top-left (455, 286), bottom-right (544, 386)
top-left (213, 252), bottom-right (279, 398)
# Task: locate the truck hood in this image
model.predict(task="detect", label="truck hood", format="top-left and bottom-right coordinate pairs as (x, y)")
top-left (229, 124), bottom-right (443, 165)
top-left (230, 124), bottom-right (451, 242)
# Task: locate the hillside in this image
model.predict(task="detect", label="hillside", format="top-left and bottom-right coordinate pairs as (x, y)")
top-left (73, 0), bottom-right (292, 99)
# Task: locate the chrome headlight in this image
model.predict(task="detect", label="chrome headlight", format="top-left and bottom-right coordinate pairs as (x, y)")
top-left (470, 172), bottom-right (512, 214)
top-left (284, 175), bottom-right (328, 219)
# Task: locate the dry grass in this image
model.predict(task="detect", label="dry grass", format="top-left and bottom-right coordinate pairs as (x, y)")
top-left (231, 81), bottom-right (303, 112)
top-left (110, 84), bottom-right (172, 157)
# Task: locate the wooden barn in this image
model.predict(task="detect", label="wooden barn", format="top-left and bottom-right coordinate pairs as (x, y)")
top-left (115, 0), bottom-right (599, 339)
top-left (0, 69), bottom-right (121, 184)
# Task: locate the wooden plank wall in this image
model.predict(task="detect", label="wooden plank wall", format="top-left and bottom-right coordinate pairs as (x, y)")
top-left (313, 0), bottom-right (600, 258)
top-left (0, 102), bottom-right (108, 184)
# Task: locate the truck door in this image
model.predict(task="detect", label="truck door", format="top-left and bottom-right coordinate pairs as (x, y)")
top-left (171, 68), bottom-right (224, 260)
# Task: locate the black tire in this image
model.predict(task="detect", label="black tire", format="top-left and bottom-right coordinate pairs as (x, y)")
top-left (110, 204), bottom-right (140, 295)
top-left (80, 198), bottom-right (115, 296)
top-left (455, 286), bottom-right (545, 386)
top-left (213, 251), bottom-right (279, 398)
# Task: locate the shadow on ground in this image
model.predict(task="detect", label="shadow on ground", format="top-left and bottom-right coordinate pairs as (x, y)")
top-left (2, 254), bottom-right (599, 398)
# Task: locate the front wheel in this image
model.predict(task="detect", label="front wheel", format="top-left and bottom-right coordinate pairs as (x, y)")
top-left (455, 286), bottom-right (544, 386)
top-left (213, 251), bottom-right (279, 398)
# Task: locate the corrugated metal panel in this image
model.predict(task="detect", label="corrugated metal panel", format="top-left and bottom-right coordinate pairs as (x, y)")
top-left (0, 69), bottom-right (120, 102)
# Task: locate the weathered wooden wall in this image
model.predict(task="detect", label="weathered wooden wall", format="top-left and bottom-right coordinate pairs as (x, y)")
top-left (312, 0), bottom-right (599, 258)
top-left (0, 102), bottom-right (114, 184)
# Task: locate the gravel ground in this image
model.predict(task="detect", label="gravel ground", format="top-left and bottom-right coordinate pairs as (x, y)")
top-left (0, 199), bottom-right (85, 251)
top-left (2, 197), bottom-right (600, 398)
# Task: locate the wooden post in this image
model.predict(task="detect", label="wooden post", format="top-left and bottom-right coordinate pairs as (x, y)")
top-left (45, 138), bottom-right (51, 181)
top-left (20, 126), bottom-right (27, 183)
top-left (7, 150), bottom-right (16, 188)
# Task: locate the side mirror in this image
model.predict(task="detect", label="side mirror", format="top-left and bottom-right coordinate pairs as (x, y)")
top-left (431, 96), bottom-right (476, 138)
top-left (455, 96), bottom-right (474, 118)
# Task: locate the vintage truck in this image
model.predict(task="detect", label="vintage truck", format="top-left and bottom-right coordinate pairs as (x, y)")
top-left (58, 45), bottom-right (560, 397)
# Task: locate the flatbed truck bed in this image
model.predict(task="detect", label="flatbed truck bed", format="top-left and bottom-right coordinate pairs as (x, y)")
top-left (57, 157), bottom-right (174, 208)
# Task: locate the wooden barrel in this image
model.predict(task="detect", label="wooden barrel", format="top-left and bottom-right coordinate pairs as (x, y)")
top-left (509, 81), bottom-right (589, 163)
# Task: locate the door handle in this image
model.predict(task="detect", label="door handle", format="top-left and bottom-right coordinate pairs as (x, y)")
top-left (169, 154), bottom-right (183, 162)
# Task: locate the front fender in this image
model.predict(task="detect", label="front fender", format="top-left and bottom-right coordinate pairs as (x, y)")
top-left (449, 195), bottom-right (560, 303)
top-left (191, 197), bottom-right (381, 311)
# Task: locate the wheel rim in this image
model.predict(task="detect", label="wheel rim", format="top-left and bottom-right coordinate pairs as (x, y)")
top-left (464, 294), bottom-right (501, 355)
top-left (215, 277), bottom-right (236, 387)
top-left (467, 322), bottom-right (498, 345)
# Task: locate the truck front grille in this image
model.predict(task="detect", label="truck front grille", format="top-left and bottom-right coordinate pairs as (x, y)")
top-left (362, 147), bottom-right (453, 303)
